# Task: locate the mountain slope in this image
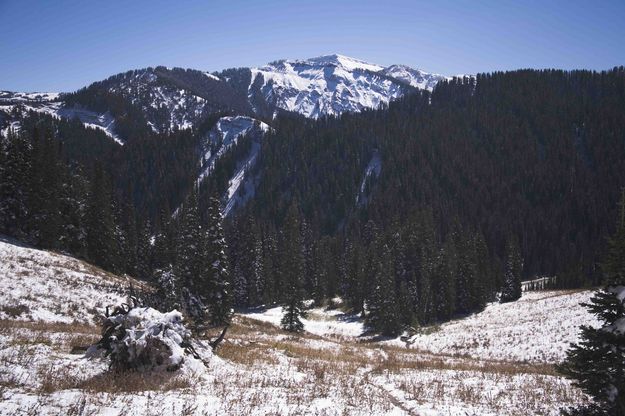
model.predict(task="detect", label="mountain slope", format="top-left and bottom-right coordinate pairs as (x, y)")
top-left (0, 236), bottom-right (143, 324)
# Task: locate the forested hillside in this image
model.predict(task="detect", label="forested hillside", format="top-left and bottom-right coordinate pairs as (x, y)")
top-left (1, 66), bottom-right (624, 334)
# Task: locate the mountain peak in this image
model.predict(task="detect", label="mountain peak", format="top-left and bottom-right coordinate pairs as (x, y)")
top-left (297, 54), bottom-right (385, 73)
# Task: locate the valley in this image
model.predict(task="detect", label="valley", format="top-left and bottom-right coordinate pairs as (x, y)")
top-left (0, 238), bottom-right (594, 415)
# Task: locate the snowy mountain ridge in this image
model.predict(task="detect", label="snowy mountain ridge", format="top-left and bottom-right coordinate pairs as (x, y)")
top-left (248, 54), bottom-right (448, 118)
top-left (1, 54), bottom-right (450, 139)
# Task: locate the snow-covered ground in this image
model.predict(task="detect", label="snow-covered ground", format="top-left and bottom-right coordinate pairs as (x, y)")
top-left (0, 237), bottom-right (140, 324)
top-left (246, 305), bottom-right (366, 338)
top-left (243, 290), bottom-right (598, 363)
top-left (0, 237), bottom-right (593, 415)
top-left (391, 290), bottom-right (599, 363)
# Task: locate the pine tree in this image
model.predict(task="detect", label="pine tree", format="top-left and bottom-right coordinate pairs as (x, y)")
top-left (175, 188), bottom-right (203, 288)
top-left (500, 236), bottom-right (523, 303)
top-left (136, 219), bottom-right (153, 280)
top-left (280, 202), bottom-right (307, 332)
top-left (558, 193), bottom-right (625, 416)
top-left (433, 240), bottom-right (457, 321)
top-left (366, 237), bottom-right (401, 336)
top-left (28, 132), bottom-right (62, 248)
top-left (204, 196), bottom-right (233, 326)
top-left (58, 165), bottom-right (89, 257)
top-left (342, 237), bottom-right (365, 313)
top-left (262, 227), bottom-right (279, 305)
top-left (86, 164), bottom-right (117, 270)
top-left (173, 188), bottom-right (206, 323)
top-left (0, 130), bottom-right (31, 237)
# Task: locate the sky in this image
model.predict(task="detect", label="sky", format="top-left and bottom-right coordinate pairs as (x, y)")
top-left (1, 0), bottom-right (624, 92)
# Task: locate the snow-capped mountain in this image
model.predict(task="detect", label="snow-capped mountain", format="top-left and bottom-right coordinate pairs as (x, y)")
top-left (246, 54), bottom-right (448, 118)
top-left (1, 55), bottom-right (449, 141)
top-left (382, 64), bottom-right (445, 90)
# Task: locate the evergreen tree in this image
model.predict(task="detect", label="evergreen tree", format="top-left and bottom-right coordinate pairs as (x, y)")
top-left (342, 237), bottom-right (365, 313)
top-left (173, 188), bottom-right (206, 323)
top-left (28, 132), bottom-right (62, 248)
top-left (204, 196), bottom-right (233, 326)
top-left (86, 164), bottom-right (117, 270)
top-left (558, 193), bottom-right (625, 416)
top-left (174, 188), bottom-right (203, 289)
top-left (58, 165), bottom-right (89, 257)
top-left (0, 130), bottom-right (31, 237)
top-left (136, 219), bottom-right (153, 280)
top-left (280, 202), bottom-right (307, 332)
top-left (366, 237), bottom-right (402, 336)
top-left (500, 237), bottom-right (523, 303)
top-left (261, 227), bottom-right (279, 305)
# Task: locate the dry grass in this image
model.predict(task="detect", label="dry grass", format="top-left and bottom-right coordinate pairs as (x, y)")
top-left (217, 341), bottom-right (280, 365)
top-left (37, 363), bottom-right (196, 394)
top-left (0, 318), bottom-right (97, 335)
top-left (0, 304), bottom-right (31, 318)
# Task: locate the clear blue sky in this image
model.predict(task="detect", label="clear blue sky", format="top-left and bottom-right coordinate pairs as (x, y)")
top-left (1, 0), bottom-right (624, 92)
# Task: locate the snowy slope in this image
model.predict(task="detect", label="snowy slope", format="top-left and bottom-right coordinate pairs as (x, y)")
top-left (356, 150), bottom-right (382, 206)
top-left (197, 116), bottom-right (271, 215)
top-left (382, 64), bottom-right (447, 90)
top-left (106, 70), bottom-right (209, 132)
top-left (0, 91), bottom-right (60, 103)
top-left (0, 94), bottom-right (123, 144)
top-left (0, 237), bottom-right (143, 324)
top-left (248, 54), bottom-right (448, 118)
top-left (244, 290), bottom-right (599, 364)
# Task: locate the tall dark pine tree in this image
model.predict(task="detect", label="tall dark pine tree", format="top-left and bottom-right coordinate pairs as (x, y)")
top-left (204, 196), bottom-right (233, 326)
top-left (558, 193), bottom-right (625, 416)
top-left (500, 236), bottom-right (523, 303)
top-left (366, 236), bottom-right (402, 336)
top-left (342, 237), bottom-right (365, 314)
top-left (28, 132), bottom-right (62, 249)
top-left (136, 219), bottom-right (153, 280)
top-left (58, 165), bottom-right (89, 257)
top-left (86, 164), bottom-right (117, 270)
top-left (173, 188), bottom-right (203, 318)
top-left (280, 202), bottom-right (307, 332)
top-left (0, 130), bottom-right (31, 237)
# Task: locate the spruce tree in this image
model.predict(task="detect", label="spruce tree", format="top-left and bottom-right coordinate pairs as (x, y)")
top-left (558, 194), bottom-right (625, 415)
top-left (136, 219), bottom-right (153, 280)
top-left (0, 130), bottom-right (31, 237)
top-left (262, 228), bottom-right (279, 305)
top-left (342, 237), bottom-right (365, 313)
top-left (280, 202), bottom-right (307, 332)
top-left (28, 132), bottom-right (61, 248)
top-left (500, 236), bottom-right (523, 303)
top-left (173, 188), bottom-right (205, 322)
top-left (58, 165), bottom-right (89, 257)
top-left (366, 237), bottom-right (401, 336)
top-left (86, 164), bottom-right (117, 270)
top-left (204, 196), bottom-right (233, 326)
top-left (174, 188), bottom-right (203, 289)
